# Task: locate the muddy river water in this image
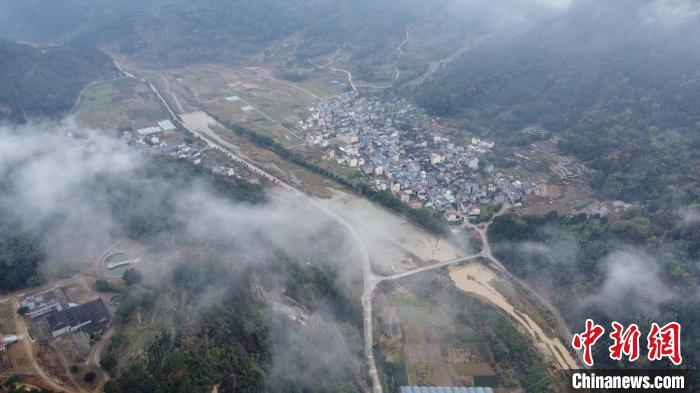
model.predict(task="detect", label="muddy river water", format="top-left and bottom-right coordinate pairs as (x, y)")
top-left (449, 263), bottom-right (578, 369)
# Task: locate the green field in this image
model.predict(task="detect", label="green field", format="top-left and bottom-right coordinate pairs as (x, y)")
top-left (374, 285), bottom-right (499, 389)
top-left (76, 78), bottom-right (169, 132)
top-left (0, 301), bottom-right (14, 334)
top-left (373, 271), bottom-right (562, 393)
top-left (207, 100), bottom-right (304, 149)
top-left (294, 68), bottom-right (349, 97)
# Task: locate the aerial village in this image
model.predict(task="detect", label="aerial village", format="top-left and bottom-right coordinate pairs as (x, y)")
top-left (299, 92), bottom-right (545, 221)
top-left (121, 119), bottom-right (239, 179)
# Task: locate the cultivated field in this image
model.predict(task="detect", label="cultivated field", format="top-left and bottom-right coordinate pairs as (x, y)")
top-left (75, 77), bottom-right (169, 133)
top-left (0, 301), bottom-right (14, 334)
top-left (373, 284), bottom-right (501, 389)
top-left (153, 63), bottom-right (345, 149)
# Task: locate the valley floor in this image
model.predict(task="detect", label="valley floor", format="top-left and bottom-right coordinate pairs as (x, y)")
top-left (11, 55), bottom-right (583, 393)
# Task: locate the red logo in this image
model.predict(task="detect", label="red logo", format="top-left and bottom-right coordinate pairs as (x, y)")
top-left (609, 322), bottom-right (640, 362)
top-left (647, 322), bottom-right (682, 365)
top-left (571, 320), bottom-right (682, 366)
top-left (572, 319), bottom-right (606, 367)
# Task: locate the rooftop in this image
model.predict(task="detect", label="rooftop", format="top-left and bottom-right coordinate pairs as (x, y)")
top-left (45, 298), bottom-right (111, 334)
top-left (20, 287), bottom-right (69, 312)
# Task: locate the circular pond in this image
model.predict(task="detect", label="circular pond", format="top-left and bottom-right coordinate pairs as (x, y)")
top-left (101, 252), bottom-right (131, 278)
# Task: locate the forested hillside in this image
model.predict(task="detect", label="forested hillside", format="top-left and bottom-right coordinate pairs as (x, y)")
top-left (488, 209), bottom-right (699, 377)
top-left (0, 211), bottom-right (44, 291)
top-left (414, 1), bottom-right (700, 205)
top-left (0, 0), bottom-right (564, 71)
top-left (407, 0), bottom-right (700, 382)
top-left (108, 257), bottom-right (363, 393)
top-left (0, 0), bottom-right (432, 67)
top-left (0, 155), bottom-right (263, 292)
top-left (0, 131), bottom-right (365, 391)
top-left (0, 40), bottom-right (115, 122)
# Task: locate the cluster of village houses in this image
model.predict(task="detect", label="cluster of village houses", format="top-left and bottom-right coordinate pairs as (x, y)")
top-left (299, 93), bottom-right (544, 220)
top-left (127, 120), bottom-right (237, 179)
top-left (78, 97), bottom-right (548, 224)
top-left (124, 97), bottom-right (549, 223)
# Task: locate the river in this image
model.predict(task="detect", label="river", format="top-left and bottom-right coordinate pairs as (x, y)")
top-left (449, 263), bottom-right (578, 370)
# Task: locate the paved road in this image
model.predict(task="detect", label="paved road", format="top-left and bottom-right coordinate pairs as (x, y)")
top-left (112, 57), bottom-right (578, 392)
top-left (380, 253), bottom-right (482, 282)
top-left (395, 27), bottom-right (410, 80)
top-left (125, 61), bottom-right (385, 390)
top-left (376, 208), bottom-right (579, 369)
top-left (329, 67), bottom-right (357, 91)
top-left (462, 205), bottom-right (577, 347)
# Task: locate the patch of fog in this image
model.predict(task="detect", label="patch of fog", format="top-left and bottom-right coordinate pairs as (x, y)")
top-left (586, 249), bottom-right (674, 319)
top-left (180, 111), bottom-right (250, 159)
top-left (679, 205), bottom-right (700, 226)
top-left (317, 191), bottom-right (466, 275)
top-left (0, 118), bottom-right (363, 290)
top-left (449, 262), bottom-right (578, 369)
top-left (1, 119), bottom-right (367, 388)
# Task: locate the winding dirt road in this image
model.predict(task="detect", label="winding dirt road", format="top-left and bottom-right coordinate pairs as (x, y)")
top-left (10, 297), bottom-right (77, 393)
top-left (325, 26), bottom-right (409, 92)
top-left (462, 206), bottom-right (577, 356)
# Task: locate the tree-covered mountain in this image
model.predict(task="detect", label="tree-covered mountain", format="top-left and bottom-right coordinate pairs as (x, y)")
top-left (0, 152), bottom-right (264, 292)
top-left (0, 39), bottom-right (116, 122)
top-left (0, 126), bottom-right (365, 391)
top-left (0, 0), bottom-right (428, 67)
top-left (413, 1), bottom-right (700, 205)
top-left (0, 211), bottom-right (44, 291)
top-left (0, 0), bottom-right (566, 69)
top-left (488, 209), bottom-right (700, 378)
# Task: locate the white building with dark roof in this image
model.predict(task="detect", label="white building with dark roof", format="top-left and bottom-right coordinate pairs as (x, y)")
top-left (19, 287), bottom-right (70, 318)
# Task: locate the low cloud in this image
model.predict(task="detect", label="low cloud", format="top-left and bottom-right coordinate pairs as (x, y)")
top-left (678, 205), bottom-right (700, 227)
top-left (519, 239), bottom-right (579, 266)
top-left (0, 118), bottom-right (366, 385)
top-left (642, 0), bottom-right (700, 25)
top-left (266, 313), bottom-right (361, 389)
top-left (0, 118), bottom-right (361, 293)
top-left (588, 249), bottom-right (674, 319)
